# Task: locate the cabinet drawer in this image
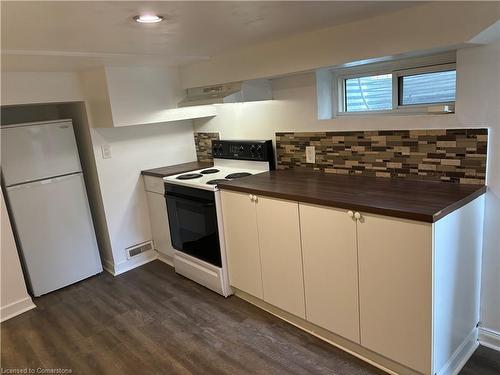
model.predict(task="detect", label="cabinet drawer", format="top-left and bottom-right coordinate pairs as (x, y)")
top-left (143, 175), bottom-right (165, 194)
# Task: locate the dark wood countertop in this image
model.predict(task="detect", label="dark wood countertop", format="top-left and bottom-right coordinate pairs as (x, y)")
top-left (218, 169), bottom-right (486, 223)
top-left (141, 161), bottom-right (213, 178)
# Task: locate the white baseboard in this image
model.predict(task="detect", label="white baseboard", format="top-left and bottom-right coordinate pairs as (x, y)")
top-left (106, 250), bottom-right (158, 276)
top-left (436, 327), bottom-right (479, 375)
top-left (102, 258), bottom-right (116, 275)
top-left (0, 296), bottom-right (36, 322)
top-left (156, 251), bottom-right (174, 267)
top-left (479, 327), bottom-right (500, 352)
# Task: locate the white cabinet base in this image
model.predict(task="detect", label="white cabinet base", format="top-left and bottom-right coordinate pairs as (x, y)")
top-left (435, 327), bottom-right (478, 375)
top-left (220, 189), bottom-right (484, 375)
top-left (157, 251), bottom-right (173, 267)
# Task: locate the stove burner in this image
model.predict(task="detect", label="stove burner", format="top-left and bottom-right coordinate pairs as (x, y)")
top-left (206, 179), bottom-right (229, 186)
top-left (200, 169), bottom-right (220, 174)
top-left (176, 173), bottom-right (203, 180)
top-left (225, 172), bottom-right (252, 179)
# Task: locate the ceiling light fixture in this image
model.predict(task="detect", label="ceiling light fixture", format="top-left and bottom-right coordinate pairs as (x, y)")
top-left (133, 15), bottom-right (164, 23)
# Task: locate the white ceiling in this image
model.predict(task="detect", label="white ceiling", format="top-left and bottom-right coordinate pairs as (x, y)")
top-left (1, 1), bottom-right (420, 72)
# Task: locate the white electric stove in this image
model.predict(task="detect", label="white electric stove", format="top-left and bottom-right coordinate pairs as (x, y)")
top-left (164, 161), bottom-right (268, 191)
top-left (163, 140), bottom-right (274, 297)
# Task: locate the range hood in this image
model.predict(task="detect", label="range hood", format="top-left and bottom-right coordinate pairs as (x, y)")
top-left (179, 79), bottom-right (272, 107)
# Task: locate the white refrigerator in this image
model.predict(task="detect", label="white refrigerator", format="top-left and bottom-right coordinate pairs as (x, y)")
top-left (1, 119), bottom-right (102, 296)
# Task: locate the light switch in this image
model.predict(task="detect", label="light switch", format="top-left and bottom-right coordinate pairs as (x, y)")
top-left (101, 144), bottom-right (112, 159)
top-left (306, 146), bottom-right (316, 164)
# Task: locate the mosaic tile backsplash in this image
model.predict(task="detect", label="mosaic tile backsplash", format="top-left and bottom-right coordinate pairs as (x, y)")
top-left (194, 132), bottom-right (220, 163)
top-left (276, 129), bottom-right (488, 184)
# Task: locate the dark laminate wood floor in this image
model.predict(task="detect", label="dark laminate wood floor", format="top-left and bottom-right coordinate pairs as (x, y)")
top-left (1, 261), bottom-right (499, 375)
top-left (460, 345), bottom-right (500, 375)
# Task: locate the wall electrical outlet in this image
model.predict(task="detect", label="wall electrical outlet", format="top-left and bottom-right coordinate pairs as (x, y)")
top-left (306, 146), bottom-right (316, 164)
top-left (101, 144), bottom-right (112, 159)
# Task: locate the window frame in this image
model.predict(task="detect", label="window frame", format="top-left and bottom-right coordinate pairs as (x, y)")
top-left (342, 72), bottom-right (394, 113)
top-left (395, 63), bottom-right (456, 109)
top-left (333, 56), bottom-right (456, 116)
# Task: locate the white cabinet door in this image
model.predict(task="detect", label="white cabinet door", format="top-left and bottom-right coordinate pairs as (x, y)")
top-left (221, 191), bottom-right (263, 298)
top-left (257, 197), bottom-right (305, 318)
top-left (299, 204), bottom-right (360, 343)
top-left (146, 191), bottom-right (174, 258)
top-left (357, 213), bottom-right (432, 374)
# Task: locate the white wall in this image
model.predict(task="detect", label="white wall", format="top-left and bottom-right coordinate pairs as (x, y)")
top-left (79, 66), bottom-right (199, 271)
top-left (0, 189), bottom-right (35, 321)
top-left (195, 42), bottom-right (500, 340)
top-left (90, 122), bottom-right (196, 269)
top-left (1, 71), bottom-right (198, 274)
top-left (1, 72), bottom-right (84, 105)
top-left (456, 42), bottom-right (500, 340)
top-left (105, 66), bottom-right (184, 127)
top-left (58, 102), bottom-right (115, 264)
top-left (194, 72), bottom-right (461, 138)
top-left (180, 2), bottom-right (499, 88)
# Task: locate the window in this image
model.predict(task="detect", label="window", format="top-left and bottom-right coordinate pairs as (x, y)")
top-left (399, 69), bottom-right (456, 106)
top-left (345, 74), bottom-right (392, 112)
top-left (335, 56), bottom-right (456, 115)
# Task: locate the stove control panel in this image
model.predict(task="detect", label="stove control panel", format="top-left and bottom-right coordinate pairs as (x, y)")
top-left (212, 140), bottom-right (275, 169)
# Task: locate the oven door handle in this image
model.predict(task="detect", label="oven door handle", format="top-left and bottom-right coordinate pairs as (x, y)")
top-left (165, 192), bottom-right (215, 206)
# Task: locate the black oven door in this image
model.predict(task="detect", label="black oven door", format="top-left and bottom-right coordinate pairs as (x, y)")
top-left (165, 184), bottom-right (222, 267)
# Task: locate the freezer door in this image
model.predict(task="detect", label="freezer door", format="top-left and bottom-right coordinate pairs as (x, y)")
top-left (1, 120), bottom-right (82, 186)
top-left (6, 173), bottom-right (102, 296)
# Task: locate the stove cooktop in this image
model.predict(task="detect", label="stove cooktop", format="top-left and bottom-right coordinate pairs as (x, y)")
top-left (165, 166), bottom-right (265, 191)
top-left (225, 172), bottom-right (252, 179)
top-left (176, 173), bottom-right (203, 180)
top-left (200, 168), bottom-right (220, 174)
top-left (206, 179), bottom-right (229, 186)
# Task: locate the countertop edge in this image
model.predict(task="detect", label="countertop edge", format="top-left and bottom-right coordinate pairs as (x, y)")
top-left (141, 171), bottom-right (169, 178)
top-left (218, 183), bottom-right (487, 223)
top-left (431, 185), bottom-right (487, 222)
top-left (141, 161), bottom-right (213, 178)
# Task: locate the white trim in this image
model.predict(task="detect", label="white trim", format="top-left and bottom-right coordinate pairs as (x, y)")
top-left (105, 249), bottom-right (158, 276)
top-left (101, 258), bottom-right (116, 275)
top-left (0, 296), bottom-right (36, 322)
top-left (479, 327), bottom-right (500, 352)
top-left (394, 62), bottom-right (456, 78)
top-left (331, 51), bottom-right (456, 77)
top-left (0, 118), bottom-right (73, 129)
top-left (156, 251), bottom-right (174, 267)
top-left (335, 107), bottom-right (455, 117)
top-left (435, 327), bottom-right (479, 375)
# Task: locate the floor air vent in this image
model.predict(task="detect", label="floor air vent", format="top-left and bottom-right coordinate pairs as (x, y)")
top-left (126, 241), bottom-right (153, 260)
